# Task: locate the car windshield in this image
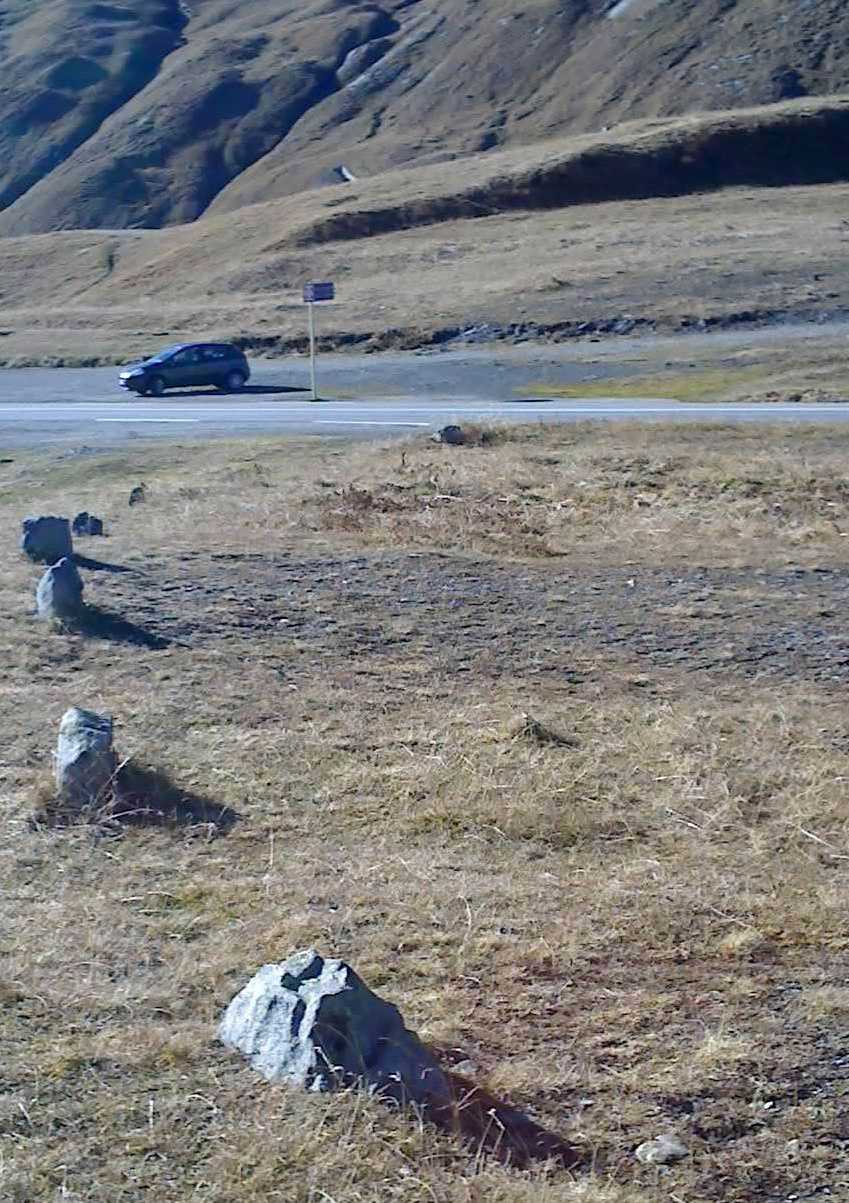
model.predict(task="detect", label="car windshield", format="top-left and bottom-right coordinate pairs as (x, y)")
top-left (146, 344), bottom-right (186, 362)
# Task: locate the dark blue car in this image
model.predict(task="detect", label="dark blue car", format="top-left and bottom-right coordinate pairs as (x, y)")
top-left (119, 342), bottom-right (250, 396)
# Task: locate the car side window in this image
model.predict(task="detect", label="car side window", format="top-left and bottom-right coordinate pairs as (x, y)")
top-left (202, 346), bottom-right (227, 361)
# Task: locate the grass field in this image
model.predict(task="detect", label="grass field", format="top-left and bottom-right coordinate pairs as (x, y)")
top-left (2, 423), bottom-right (848, 1202)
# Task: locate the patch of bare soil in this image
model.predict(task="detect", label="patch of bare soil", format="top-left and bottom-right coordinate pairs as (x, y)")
top-left (94, 551), bottom-right (849, 687)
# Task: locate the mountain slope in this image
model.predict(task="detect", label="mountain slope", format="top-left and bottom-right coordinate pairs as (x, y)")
top-left (1, 0), bottom-right (849, 234)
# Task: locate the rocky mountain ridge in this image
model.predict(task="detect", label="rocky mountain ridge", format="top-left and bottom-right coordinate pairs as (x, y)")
top-left (1, 0), bottom-right (848, 234)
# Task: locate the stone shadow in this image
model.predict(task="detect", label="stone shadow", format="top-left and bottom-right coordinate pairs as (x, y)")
top-left (72, 603), bottom-right (170, 650)
top-left (73, 553), bottom-right (134, 575)
top-left (112, 761), bottom-right (239, 834)
top-left (31, 763), bottom-right (238, 836)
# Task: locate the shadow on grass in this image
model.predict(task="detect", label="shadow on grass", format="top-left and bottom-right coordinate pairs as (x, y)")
top-left (72, 603), bottom-right (170, 650)
top-left (31, 762), bottom-right (239, 837)
top-left (73, 553), bottom-right (134, 574)
top-left (112, 761), bottom-right (239, 834)
top-left (426, 1061), bottom-right (581, 1170)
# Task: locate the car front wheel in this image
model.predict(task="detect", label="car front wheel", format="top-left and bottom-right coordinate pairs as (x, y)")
top-left (148, 375), bottom-right (166, 397)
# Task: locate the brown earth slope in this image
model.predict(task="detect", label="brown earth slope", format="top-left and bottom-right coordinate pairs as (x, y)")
top-left (2, 0), bottom-right (849, 233)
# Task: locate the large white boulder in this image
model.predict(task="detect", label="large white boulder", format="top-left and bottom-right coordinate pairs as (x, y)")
top-left (55, 707), bottom-right (116, 813)
top-left (218, 949), bottom-right (450, 1105)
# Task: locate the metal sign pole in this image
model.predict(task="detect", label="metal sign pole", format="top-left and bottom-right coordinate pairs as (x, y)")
top-left (303, 282), bottom-right (333, 401)
top-left (308, 301), bottom-right (317, 401)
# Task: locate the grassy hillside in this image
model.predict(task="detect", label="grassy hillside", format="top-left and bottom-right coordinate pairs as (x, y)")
top-left (1, 103), bottom-right (849, 366)
top-left (1, 0), bottom-right (849, 233)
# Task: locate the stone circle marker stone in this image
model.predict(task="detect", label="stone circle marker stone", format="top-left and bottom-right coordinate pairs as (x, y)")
top-left (36, 557), bottom-right (84, 621)
top-left (21, 516), bottom-right (72, 563)
top-left (438, 424), bottom-right (465, 445)
top-left (72, 512), bottom-right (104, 536)
top-left (219, 948), bottom-right (450, 1105)
top-left (55, 707), bottom-right (117, 814)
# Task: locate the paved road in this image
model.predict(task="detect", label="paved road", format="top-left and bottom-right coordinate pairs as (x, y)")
top-left (1, 330), bottom-right (848, 446)
top-left (5, 396), bottom-right (849, 449)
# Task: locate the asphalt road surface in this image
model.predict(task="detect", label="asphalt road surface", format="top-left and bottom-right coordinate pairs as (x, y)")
top-left (1, 331), bottom-right (848, 447)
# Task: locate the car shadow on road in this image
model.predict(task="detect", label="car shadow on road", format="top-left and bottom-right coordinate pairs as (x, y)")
top-left (131, 384), bottom-right (310, 398)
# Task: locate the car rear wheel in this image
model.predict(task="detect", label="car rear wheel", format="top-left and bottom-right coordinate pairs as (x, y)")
top-left (148, 375), bottom-right (166, 397)
top-left (223, 369), bottom-right (246, 392)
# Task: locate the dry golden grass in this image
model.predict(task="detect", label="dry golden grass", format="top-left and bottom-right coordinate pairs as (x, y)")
top-left (2, 423), bottom-right (848, 1202)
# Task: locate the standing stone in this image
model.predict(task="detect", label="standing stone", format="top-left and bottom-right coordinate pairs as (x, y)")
top-left (438, 425), bottom-right (466, 446)
top-left (21, 516), bottom-right (72, 563)
top-left (72, 512), bottom-right (104, 536)
top-left (36, 557), bottom-right (84, 621)
top-left (55, 708), bottom-right (116, 813)
top-left (218, 949), bottom-right (451, 1105)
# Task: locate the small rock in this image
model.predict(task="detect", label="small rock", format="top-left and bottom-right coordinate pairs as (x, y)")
top-left (36, 557), bottom-right (84, 621)
top-left (219, 948), bottom-right (451, 1105)
top-left (128, 484), bottom-right (147, 506)
top-left (55, 707), bottom-right (116, 814)
top-left (438, 424), bottom-right (465, 446)
top-left (512, 713), bottom-right (578, 747)
top-left (72, 512), bottom-right (104, 536)
top-left (21, 516), bottom-right (72, 563)
top-left (635, 1134), bottom-right (688, 1165)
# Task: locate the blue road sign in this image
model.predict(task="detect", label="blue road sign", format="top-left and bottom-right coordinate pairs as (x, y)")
top-left (303, 281), bottom-right (335, 303)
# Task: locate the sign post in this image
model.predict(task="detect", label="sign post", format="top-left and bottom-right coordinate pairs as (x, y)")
top-left (302, 281), bottom-right (335, 401)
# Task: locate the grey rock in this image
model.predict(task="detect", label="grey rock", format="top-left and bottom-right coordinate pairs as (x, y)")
top-left (438, 424), bottom-right (466, 446)
top-left (218, 948), bottom-right (450, 1106)
top-left (635, 1134), bottom-right (688, 1165)
top-left (128, 484), bottom-right (146, 506)
top-left (72, 512), bottom-right (104, 536)
top-left (36, 557), bottom-right (84, 621)
top-left (21, 516), bottom-right (72, 563)
top-left (337, 38), bottom-right (392, 87)
top-left (55, 707), bottom-right (116, 813)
